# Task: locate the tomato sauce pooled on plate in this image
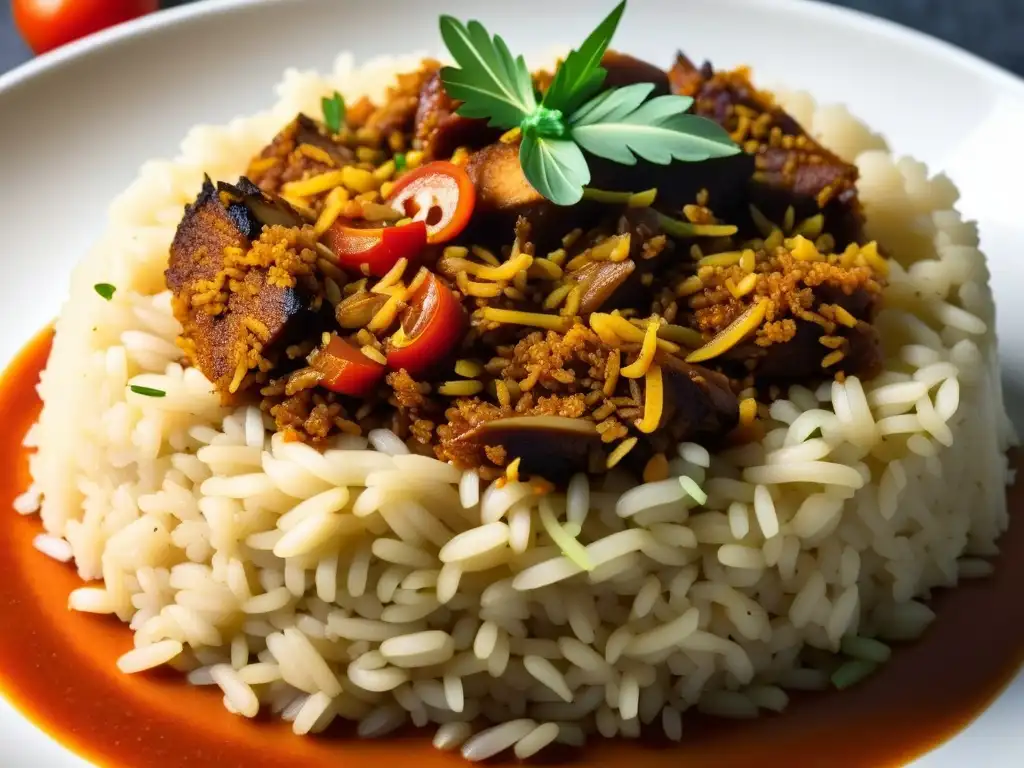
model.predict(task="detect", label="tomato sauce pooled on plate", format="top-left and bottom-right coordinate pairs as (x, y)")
top-left (0, 328), bottom-right (1021, 767)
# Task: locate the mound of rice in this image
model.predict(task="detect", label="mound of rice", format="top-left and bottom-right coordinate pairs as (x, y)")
top-left (15, 52), bottom-right (1017, 758)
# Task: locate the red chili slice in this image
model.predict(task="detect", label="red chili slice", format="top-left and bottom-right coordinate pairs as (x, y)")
top-left (322, 219), bottom-right (427, 277)
top-left (386, 273), bottom-right (466, 376)
top-left (312, 335), bottom-right (385, 397)
top-left (386, 161), bottom-right (476, 244)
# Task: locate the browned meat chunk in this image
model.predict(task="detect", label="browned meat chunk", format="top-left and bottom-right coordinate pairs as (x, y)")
top-left (466, 142), bottom-right (545, 216)
top-left (246, 115), bottom-right (356, 196)
top-left (465, 142), bottom-right (601, 247)
top-left (658, 357), bottom-right (739, 440)
top-left (167, 178), bottom-right (320, 398)
top-left (668, 53), bottom-right (863, 245)
top-left (414, 70), bottom-right (501, 160)
top-left (452, 416), bottom-right (602, 482)
top-left (619, 357), bottom-right (739, 476)
top-left (750, 285), bottom-right (882, 382)
top-left (362, 63), bottom-right (440, 143)
top-left (600, 50), bottom-right (670, 93)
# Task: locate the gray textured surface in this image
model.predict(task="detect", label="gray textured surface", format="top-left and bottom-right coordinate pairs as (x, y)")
top-left (1, 0), bottom-right (1022, 76)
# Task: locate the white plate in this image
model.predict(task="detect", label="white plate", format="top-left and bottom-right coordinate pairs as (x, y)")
top-left (0, 0), bottom-right (1021, 765)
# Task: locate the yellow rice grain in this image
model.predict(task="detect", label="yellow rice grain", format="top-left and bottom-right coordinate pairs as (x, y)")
top-left (281, 170), bottom-right (347, 198)
top-left (439, 380), bottom-right (484, 396)
top-left (621, 319), bottom-right (659, 378)
top-left (606, 437), bottom-right (638, 469)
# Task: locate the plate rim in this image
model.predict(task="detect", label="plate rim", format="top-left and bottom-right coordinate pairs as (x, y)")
top-left (2, 0), bottom-right (1024, 100)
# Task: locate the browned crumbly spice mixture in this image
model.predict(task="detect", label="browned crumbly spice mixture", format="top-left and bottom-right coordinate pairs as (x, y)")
top-left (687, 246), bottom-right (883, 343)
top-left (169, 55), bottom-right (890, 478)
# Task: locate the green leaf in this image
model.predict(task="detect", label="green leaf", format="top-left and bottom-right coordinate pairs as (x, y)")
top-left (94, 283), bottom-right (116, 301)
top-left (570, 87), bottom-right (739, 165)
top-left (439, 16), bottom-right (537, 129)
top-left (621, 93), bottom-right (695, 124)
top-left (321, 92), bottom-right (345, 134)
top-left (542, 0), bottom-right (627, 115)
top-left (569, 82), bottom-right (654, 126)
top-left (519, 133), bottom-right (590, 206)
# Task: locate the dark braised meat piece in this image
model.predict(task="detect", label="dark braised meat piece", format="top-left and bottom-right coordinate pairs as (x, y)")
top-left (659, 356), bottom-right (740, 440)
top-left (246, 115), bottom-right (356, 196)
top-left (451, 415), bottom-right (601, 482)
top-left (749, 285), bottom-right (882, 382)
top-left (414, 70), bottom-right (501, 160)
top-left (166, 178), bottom-right (320, 398)
top-left (464, 142), bottom-right (601, 249)
top-left (587, 150), bottom-right (755, 213)
top-left (600, 50), bottom-right (671, 93)
top-left (619, 357), bottom-right (739, 477)
top-left (669, 53), bottom-right (864, 246)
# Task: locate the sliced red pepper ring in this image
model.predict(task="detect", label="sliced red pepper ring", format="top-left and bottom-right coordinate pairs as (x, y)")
top-left (386, 273), bottom-right (466, 376)
top-left (386, 161), bottom-right (476, 244)
top-left (311, 335), bottom-right (385, 397)
top-left (322, 219), bottom-right (427, 277)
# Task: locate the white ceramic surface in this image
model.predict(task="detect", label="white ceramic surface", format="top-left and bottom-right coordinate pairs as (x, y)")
top-left (0, 0), bottom-right (1021, 765)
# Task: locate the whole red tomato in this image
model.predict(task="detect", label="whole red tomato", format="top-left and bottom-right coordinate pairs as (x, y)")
top-left (12, 0), bottom-right (159, 55)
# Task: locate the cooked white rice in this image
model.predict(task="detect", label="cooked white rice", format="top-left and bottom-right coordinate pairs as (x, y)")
top-left (17, 51), bottom-right (1017, 760)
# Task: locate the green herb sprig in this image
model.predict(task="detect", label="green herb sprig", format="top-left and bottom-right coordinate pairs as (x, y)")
top-left (321, 92), bottom-right (345, 134)
top-left (439, 1), bottom-right (739, 205)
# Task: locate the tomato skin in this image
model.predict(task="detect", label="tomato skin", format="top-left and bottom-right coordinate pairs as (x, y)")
top-left (322, 219), bottom-right (428, 277)
top-left (312, 336), bottom-right (385, 397)
top-left (386, 274), bottom-right (466, 376)
top-left (386, 161), bottom-right (476, 244)
top-left (13, 0), bottom-right (159, 55)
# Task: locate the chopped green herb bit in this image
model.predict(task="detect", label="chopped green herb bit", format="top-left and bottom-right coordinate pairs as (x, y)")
top-left (679, 475), bottom-right (707, 505)
top-left (94, 283), bottom-right (116, 300)
top-left (393, 153), bottom-right (407, 172)
top-left (840, 636), bottom-right (892, 663)
top-left (831, 659), bottom-right (878, 690)
top-left (321, 91), bottom-right (345, 134)
top-left (655, 212), bottom-right (739, 239)
top-left (130, 385), bottom-right (166, 398)
top-left (538, 500), bottom-right (593, 571)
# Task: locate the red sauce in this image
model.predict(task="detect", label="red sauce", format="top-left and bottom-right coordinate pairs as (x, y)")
top-left (0, 327), bottom-right (1021, 768)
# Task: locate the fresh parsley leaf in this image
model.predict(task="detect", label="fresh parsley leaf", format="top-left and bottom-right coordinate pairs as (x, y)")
top-left (542, 0), bottom-right (626, 115)
top-left (519, 132), bottom-right (590, 206)
top-left (570, 85), bottom-right (738, 165)
top-left (130, 385), bottom-right (166, 398)
top-left (439, 15), bottom-right (537, 129)
top-left (570, 82), bottom-right (655, 126)
top-left (321, 92), bottom-right (345, 134)
top-left (393, 153), bottom-right (407, 172)
top-left (94, 283), bottom-right (116, 300)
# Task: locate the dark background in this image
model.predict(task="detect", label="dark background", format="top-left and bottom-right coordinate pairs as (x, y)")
top-left (1, 0), bottom-right (1023, 75)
